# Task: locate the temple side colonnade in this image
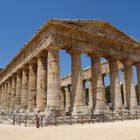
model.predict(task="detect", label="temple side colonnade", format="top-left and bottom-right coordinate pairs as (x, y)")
top-left (0, 19), bottom-right (140, 116)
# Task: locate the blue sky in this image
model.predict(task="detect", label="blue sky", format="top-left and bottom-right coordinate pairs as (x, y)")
top-left (0, 0), bottom-right (140, 85)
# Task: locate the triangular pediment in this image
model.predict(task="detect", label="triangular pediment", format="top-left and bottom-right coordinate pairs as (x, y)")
top-left (47, 19), bottom-right (139, 46)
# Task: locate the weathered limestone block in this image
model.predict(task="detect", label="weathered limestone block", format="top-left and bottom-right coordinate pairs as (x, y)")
top-left (91, 55), bottom-right (106, 113)
top-left (28, 63), bottom-right (37, 112)
top-left (47, 49), bottom-right (61, 111)
top-left (37, 56), bottom-right (47, 111)
top-left (109, 60), bottom-right (122, 111)
top-left (15, 71), bottom-right (22, 112)
top-left (122, 70), bottom-right (127, 107)
top-left (10, 74), bottom-right (16, 112)
top-left (124, 62), bottom-right (137, 111)
top-left (20, 68), bottom-right (29, 112)
top-left (65, 85), bottom-right (71, 113)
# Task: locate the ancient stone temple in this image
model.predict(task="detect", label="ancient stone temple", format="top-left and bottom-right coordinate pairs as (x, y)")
top-left (0, 19), bottom-right (140, 115)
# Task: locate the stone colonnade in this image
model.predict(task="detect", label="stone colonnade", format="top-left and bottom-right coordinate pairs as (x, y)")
top-left (61, 56), bottom-right (139, 114)
top-left (0, 49), bottom-right (139, 114)
top-left (0, 48), bottom-right (62, 114)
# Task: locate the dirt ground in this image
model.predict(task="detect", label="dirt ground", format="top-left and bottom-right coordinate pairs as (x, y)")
top-left (0, 120), bottom-right (140, 140)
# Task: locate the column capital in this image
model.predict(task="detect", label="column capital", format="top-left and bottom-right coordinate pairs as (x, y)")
top-left (16, 69), bottom-right (23, 75)
top-left (107, 57), bottom-right (118, 62)
top-left (47, 45), bottom-right (60, 51)
top-left (64, 84), bottom-right (71, 91)
top-left (7, 78), bottom-right (12, 84)
top-left (123, 61), bottom-right (133, 66)
top-left (88, 53), bottom-right (101, 58)
top-left (67, 48), bottom-right (82, 55)
top-left (22, 64), bottom-right (29, 71)
top-left (61, 86), bottom-right (65, 92)
top-left (36, 49), bottom-right (47, 58)
top-left (28, 58), bottom-right (37, 65)
top-left (87, 78), bottom-right (92, 82)
top-left (135, 62), bottom-right (140, 67)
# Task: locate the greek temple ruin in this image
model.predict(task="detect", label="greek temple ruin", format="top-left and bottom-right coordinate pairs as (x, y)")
top-left (0, 19), bottom-right (140, 116)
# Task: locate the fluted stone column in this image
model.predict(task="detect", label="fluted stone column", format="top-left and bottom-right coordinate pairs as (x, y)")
top-left (122, 70), bottom-right (127, 107)
top-left (7, 79), bottom-right (12, 113)
top-left (88, 79), bottom-right (93, 109)
top-left (91, 55), bottom-right (106, 113)
top-left (28, 62), bottom-right (37, 112)
top-left (21, 68), bottom-right (29, 112)
top-left (83, 80), bottom-right (87, 106)
top-left (4, 83), bottom-right (8, 112)
top-left (0, 86), bottom-right (1, 107)
top-left (71, 52), bottom-right (84, 109)
top-left (47, 49), bottom-right (61, 111)
top-left (124, 62), bottom-right (137, 111)
top-left (1, 84), bottom-right (5, 109)
top-left (65, 85), bottom-right (71, 113)
top-left (2, 83), bottom-right (6, 111)
top-left (136, 63), bottom-right (140, 105)
top-left (37, 56), bottom-right (47, 111)
top-left (10, 74), bottom-right (16, 112)
top-left (15, 71), bottom-right (22, 112)
top-left (102, 74), bottom-right (106, 87)
top-left (61, 87), bottom-right (65, 111)
top-left (109, 60), bottom-right (122, 111)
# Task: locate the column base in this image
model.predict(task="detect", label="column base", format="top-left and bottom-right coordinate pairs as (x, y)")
top-left (18, 108), bottom-right (27, 113)
top-left (43, 107), bottom-right (62, 122)
top-left (113, 106), bottom-right (124, 112)
top-left (14, 105), bottom-right (21, 113)
top-left (26, 108), bottom-right (35, 113)
top-left (0, 108), bottom-right (5, 113)
top-left (65, 106), bottom-right (71, 113)
top-left (72, 106), bottom-right (91, 115)
top-left (130, 107), bottom-right (137, 112)
top-left (94, 105), bottom-right (109, 114)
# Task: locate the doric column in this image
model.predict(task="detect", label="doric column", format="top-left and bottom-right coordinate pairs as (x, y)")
top-left (102, 74), bottom-right (106, 87)
top-left (28, 62), bottom-right (37, 112)
top-left (123, 62), bottom-right (137, 111)
top-left (91, 55), bottom-right (106, 113)
top-left (10, 74), bottom-right (16, 112)
top-left (136, 63), bottom-right (140, 105)
top-left (122, 70), bottom-right (127, 107)
top-left (7, 79), bottom-right (12, 113)
top-left (37, 56), bottom-right (47, 111)
top-left (65, 85), bottom-right (71, 113)
top-left (1, 84), bottom-right (5, 109)
top-left (0, 86), bottom-right (1, 107)
top-left (4, 83), bottom-right (8, 111)
top-left (88, 79), bottom-right (93, 109)
top-left (21, 67), bottom-right (29, 112)
top-left (15, 70), bottom-right (22, 112)
top-left (70, 51), bottom-right (84, 108)
top-left (61, 87), bottom-right (65, 111)
top-left (109, 60), bottom-right (122, 111)
top-left (47, 49), bottom-right (61, 110)
top-left (83, 80), bottom-right (87, 106)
